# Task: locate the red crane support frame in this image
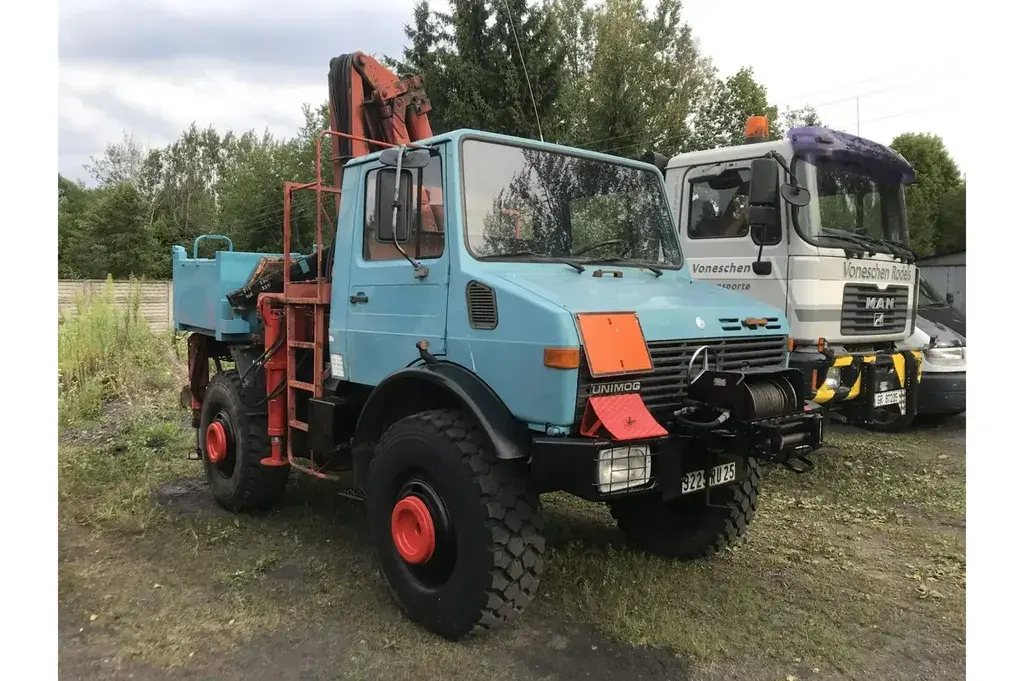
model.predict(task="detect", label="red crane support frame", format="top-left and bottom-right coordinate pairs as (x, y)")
top-left (267, 51), bottom-right (433, 480)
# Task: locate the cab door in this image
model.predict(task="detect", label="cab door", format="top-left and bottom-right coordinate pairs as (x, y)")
top-left (676, 159), bottom-right (789, 313)
top-left (343, 153), bottom-right (450, 386)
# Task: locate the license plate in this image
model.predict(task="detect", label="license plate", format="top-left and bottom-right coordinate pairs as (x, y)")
top-left (681, 462), bottom-right (736, 495)
top-left (874, 389), bottom-right (905, 407)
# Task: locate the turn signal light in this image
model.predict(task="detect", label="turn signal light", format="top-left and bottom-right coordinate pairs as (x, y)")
top-left (817, 337), bottom-right (827, 353)
top-left (787, 337), bottom-right (795, 352)
top-left (544, 347), bottom-right (580, 369)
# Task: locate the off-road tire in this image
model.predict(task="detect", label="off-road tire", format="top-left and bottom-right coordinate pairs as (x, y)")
top-left (199, 370), bottom-right (289, 512)
top-left (366, 408), bottom-right (544, 640)
top-left (608, 458), bottom-right (761, 560)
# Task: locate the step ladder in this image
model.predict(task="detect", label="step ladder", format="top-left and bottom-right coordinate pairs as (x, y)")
top-left (281, 177), bottom-right (339, 480)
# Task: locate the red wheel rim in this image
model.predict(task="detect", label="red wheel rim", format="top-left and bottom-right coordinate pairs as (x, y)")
top-left (390, 496), bottom-right (436, 564)
top-left (206, 421), bottom-right (228, 464)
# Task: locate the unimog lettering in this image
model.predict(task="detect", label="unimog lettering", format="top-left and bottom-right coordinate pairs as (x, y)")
top-left (589, 381), bottom-right (642, 396)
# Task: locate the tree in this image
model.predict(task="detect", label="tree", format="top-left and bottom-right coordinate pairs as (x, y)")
top-left (391, 0), bottom-right (564, 140)
top-left (85, 132), bottom-right (150, 188)
top-left (691, 66), bottom-right (779, 150)
top-left (575, 0), bottom-right (709, 157)
top-left (889, 132), bottom-right (963, 255)
top-left (932, 182), bottom-right (966, 254)
top-left (73, 182), bottom-right (157, 279)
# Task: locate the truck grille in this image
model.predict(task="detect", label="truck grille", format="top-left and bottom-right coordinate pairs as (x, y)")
top-left (841, 284), bottom-right (909, 335)
top-left (576, 335), bottom-right (789, 419)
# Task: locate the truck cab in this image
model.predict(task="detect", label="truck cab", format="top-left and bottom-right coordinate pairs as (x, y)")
top-left (659, 119), bottom-right (924, 430)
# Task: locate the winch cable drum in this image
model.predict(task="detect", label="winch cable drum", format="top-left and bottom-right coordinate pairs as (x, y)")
top-left (743, 376), bottom-right (799, 419)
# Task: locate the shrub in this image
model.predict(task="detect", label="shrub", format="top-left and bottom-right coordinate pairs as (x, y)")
top-left (58, 276), bottom-right (173, 423)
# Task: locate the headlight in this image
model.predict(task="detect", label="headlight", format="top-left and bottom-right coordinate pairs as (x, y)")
top-left (926, 339), bottom-right (966, 362)
top-left (925, 345), bottom-right (966, 361)
top-left (597, 445), bottom-right (651, 494)
top-left (824, 366), bottom-right (842, 390)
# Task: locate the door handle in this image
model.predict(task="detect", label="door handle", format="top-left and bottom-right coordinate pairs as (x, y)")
top-left (349, 292), bottom-right (369, 304)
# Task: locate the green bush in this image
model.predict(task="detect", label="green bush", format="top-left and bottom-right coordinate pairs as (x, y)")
top-left (58, 276), bottom-right (173, 423)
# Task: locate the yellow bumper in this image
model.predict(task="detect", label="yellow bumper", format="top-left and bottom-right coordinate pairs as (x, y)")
top-left (812, 349), bottom-right (924, 405)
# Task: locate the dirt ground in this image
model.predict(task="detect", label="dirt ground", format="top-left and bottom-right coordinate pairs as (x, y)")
top-left (58, 393), bottom-right (965, 681)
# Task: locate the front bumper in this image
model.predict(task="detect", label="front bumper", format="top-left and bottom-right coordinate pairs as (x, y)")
top-left (917, 371), bottom-right (966, 415)
top-left (528, 408), bottom-right (823, 502)
top-left (791, 348), bottom-right (923, 423)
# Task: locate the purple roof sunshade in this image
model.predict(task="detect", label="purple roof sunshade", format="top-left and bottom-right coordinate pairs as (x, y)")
top-left (787, 126), bottom-right (916, 184)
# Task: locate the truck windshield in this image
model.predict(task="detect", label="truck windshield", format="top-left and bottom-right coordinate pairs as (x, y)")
top-left (793, 158), bottom-right (910, 255)
top-left (461, 139), bottom-right (682, 268)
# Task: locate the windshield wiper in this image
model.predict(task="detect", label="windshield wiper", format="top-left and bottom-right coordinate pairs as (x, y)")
top-left (477, 250), bottom-right (585, 273)
top-left (875, 238), bottom-right (917, 263)
top-left (825, 230), bottom-right (915, 263)
top-left (581, 256), bottom-right (663, 277)
top-left (819, 229), bottom-right (877, 256)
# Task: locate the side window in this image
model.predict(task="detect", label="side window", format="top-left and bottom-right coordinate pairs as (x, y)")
top-left (363, 155), bottom-right (445, 261)
top-left (687, 168), bottom-right (751, 239)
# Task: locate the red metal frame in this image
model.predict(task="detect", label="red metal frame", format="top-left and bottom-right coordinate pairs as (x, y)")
top-left (272, 51), bottom-right (435, 479)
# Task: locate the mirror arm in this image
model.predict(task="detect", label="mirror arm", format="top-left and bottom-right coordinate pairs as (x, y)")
top-left (751, 224), bottom-right (772, 276)
top-left (389, 145), bottom-right (429, 279)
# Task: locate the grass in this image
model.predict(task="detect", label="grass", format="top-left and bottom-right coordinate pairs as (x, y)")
top-left (58, 276), bottom-right (177, 424)
top-left (57, 298), bottom-right (966, 679)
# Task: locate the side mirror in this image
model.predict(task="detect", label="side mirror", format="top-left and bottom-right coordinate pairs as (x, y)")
top-left (380, 146), bottom-right (432, 169)
top-left (781, 183), bottom-right (811, 207)
top-left (748, 157), bottom-right (779, 205)
top-left (376, 169), bottom-right (413, 243)
top-left (747, 158), bottom-right (781, 276)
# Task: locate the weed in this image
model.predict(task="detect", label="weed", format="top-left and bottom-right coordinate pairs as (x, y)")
top-left (58, 276), bottom-right (174, 424)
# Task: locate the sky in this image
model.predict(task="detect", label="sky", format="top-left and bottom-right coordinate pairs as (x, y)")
top-left (58, 0), bottom-right (968, 184)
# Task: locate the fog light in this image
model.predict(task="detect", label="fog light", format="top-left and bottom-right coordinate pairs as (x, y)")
top-left (597, 445), bottom-right (651, 494)
top-left (824, 366), bottom-right (841, 390)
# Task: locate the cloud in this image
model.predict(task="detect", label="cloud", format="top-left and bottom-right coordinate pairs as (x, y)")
top-left (58, 0), bottom-right (419, 181)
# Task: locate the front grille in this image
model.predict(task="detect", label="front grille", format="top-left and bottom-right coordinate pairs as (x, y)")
top-left (841, 284), bottom-right (909, 335)
top-left (576, 335), bottom-right (789, 419)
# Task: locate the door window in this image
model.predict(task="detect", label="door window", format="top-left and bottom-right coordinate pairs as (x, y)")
top-left (363, 155), bottom-right (445, 261)
top-left (687, 168), bottom-right (751, 240)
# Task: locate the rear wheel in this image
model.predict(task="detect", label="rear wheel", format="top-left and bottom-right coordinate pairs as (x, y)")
top-left (366, 408), bottom-right (544, 640)
top-left (609, 458), bottom-right (760, 559)
top-left (199, 371), bottom-right (289, 512)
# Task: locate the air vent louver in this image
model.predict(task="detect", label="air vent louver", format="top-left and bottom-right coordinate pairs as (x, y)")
top-left (466, 281), bottom-right (498, 330)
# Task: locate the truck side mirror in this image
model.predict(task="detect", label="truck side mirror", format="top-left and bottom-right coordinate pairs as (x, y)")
top-left (747, 158), bottom-right (780, 276)
top-left (376, 169), bottom-right (413, 243)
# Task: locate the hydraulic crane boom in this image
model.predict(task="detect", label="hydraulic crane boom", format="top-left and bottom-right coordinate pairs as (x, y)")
top-left (327, 52), bottom-right (433, 189)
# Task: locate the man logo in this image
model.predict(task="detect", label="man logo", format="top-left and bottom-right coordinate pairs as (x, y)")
top-left (873, 312), bottom-right (885, 327)
top-left (865, 296), bottom-right (895, 311)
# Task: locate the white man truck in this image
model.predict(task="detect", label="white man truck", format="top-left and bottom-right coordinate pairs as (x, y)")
top-left (644, 118), bottom-right (924, 431)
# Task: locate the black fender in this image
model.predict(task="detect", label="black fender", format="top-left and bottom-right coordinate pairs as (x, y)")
top-left (351, 362), bottom-right (530, 462)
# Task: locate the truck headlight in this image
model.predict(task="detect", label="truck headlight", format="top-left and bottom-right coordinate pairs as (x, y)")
top-left (824, 366), bottom-right (842, 390)
top-left (925, 340), bottom-right (966, 362)
top-left (597, 445), bottom-right (651, 494)
top-left (925, 345), bottom-right (965, 362)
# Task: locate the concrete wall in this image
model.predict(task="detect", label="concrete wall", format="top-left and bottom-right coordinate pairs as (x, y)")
top-left (58, 280), bottom-right (174, 331)
top-left (920, 265), bottom-right (966, 314)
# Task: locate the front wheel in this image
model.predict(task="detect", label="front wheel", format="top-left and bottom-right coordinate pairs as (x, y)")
top-left (366, 409), bottom-right (545, 640)
top-left (609, 458), bottom-right (761, 560)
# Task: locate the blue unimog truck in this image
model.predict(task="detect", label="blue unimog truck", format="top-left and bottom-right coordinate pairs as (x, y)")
top-left (172, 52), bottom-right (824, 641)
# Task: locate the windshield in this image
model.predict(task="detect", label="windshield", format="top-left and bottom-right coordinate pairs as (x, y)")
top-left (461, 139), bottom-right (682, 268)
top-left (793, 158), bottom-right (910, 253)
